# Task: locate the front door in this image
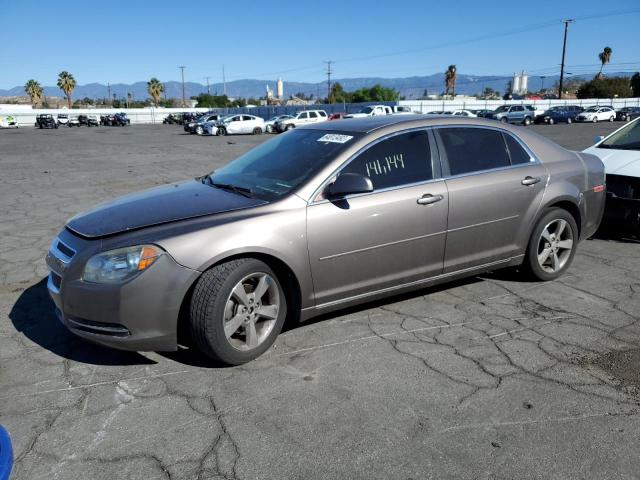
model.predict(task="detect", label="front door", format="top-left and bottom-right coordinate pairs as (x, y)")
top-left (307, 129), bottom-right (448, 307)
top-left (436, 127), bottom-right (547, 273)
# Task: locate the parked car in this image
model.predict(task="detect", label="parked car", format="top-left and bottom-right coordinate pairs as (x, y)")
top-left (392, 106), bottom-right (415, 115)
top-left (534, 106), bottom-right (576, 125)
top-left (274, 110), bottom-right (328, 132)
top-left (163, 113), bottom-right (182, 124)
top-left (210, 114), bottom-right (266, 136)
top-left (327, 112), bottom-right (348, 121)
top-left (344, 105), bottom-right (393, 118)
top-left (184, 113), bottom-right (220, 134)
top-left (87, 115), bottom-right (100, 126)
top-left (575, 106), bottom-right (615, 123)
top-left (265, 115), bottom-right (294, 132)
top-left (475, 110), bottom-right (495, 118)
top-left (446, 110), bottom-right (477, 117)
top-left (68, 116), bottom-right (81, 127)
top-left (615, 107), bottom-right (640, 122)
top-left (583, 118), bottom-right (640, 234)
top-left (113, 112), bottom-right (130, 126)
top-left (46, 116), bottom-right (605, 365)
top-left (35, 114), bottom-right (58, 129)
top-left (100, 114), bottom-right (113, 126)
top-left (425, 111), bottom-right (444, 115)
top-left (181, 112), bottom-right (199, 125)
top-left (0, 115), bottom-right (18, 128)
top-left (57, 114), bottom-right (69, 126)
top-left (489, 105), bottom-right (535, 125)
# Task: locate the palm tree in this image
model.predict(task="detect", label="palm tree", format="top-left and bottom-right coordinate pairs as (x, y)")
top-left (57, 71), bottom-right (77, 109)
top-left (147, 78), bottom-right (164, 105)
top-left (597, 47), bottom-right (612, 79)
top-left (445, 65), bottom-right (457, 98)
top-left (24, 79), bottom-right (44, 107)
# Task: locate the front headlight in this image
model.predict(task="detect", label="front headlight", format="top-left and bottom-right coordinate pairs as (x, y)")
top-left (83, 245), bottom-right (162, 284)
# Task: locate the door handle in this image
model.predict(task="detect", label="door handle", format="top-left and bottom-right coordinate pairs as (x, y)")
top-left (417, 194), bottom-right (444, 205)
top-left (521, 176), bottom-right (541, 186)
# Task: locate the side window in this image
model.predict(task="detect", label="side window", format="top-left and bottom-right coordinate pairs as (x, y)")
top-left (318, 111), bottom-right (327, 117)
top-left (309, 111), bottom-right (318, 118)
top-left (242, 115), bottom-right (253, 121)
top-left (231, 116), bottom-right (240, 122)
top-left (298, 112), bottom-right (308, 119)
top-left (439, 128), bottom-right (511, 175)
top-left (503, 133), bottom-right (531, 165)
top-left (340, 130), bottom-right (432, 190)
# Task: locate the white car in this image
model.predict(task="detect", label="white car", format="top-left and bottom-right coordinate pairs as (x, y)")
top-left (583, 117), bottom-right (640, 234)
top-left (576, 106), bottom-right (616, 123)
top-left (344, 105), bottom-right (393, 119)
top-left (210, 114), bottom-right (265, 136)
top-left (274, 110), bottom-right (328, 132)
top-left (57, 114), bottom-right (69, 126)
top-left (68, 116), bottom-right (80, 127)
top-left (447, 109), bottom-right (478, 117)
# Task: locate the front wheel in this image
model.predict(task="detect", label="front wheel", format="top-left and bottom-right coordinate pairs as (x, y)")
top-left (548, 118), bottom-right (555, 125)
top-left (524, 208), bottom-right (578, 281)
top-left (217, 127), bottom-right (227, 136)
top-left (266, 125), bottom-right (273, 133)
top-left (195, 125), bottom-right (203, 135)
top-left (189, 259), bottom-right (287, 365)
top-left (566, 117), bottom-right (572, 124)
top-left (285, 123), bottom-right (295, 130)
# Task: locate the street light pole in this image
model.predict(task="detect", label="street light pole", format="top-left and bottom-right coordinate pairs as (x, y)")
top-left (558, 19), bottom-right (574, 100)
top-left (179, 66), bottom-right (186, 106)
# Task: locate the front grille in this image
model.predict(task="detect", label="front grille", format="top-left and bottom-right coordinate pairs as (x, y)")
top-left (607, 174), bottom-right (640, 200)
top-left (56, 241), bottom-right (75, 259)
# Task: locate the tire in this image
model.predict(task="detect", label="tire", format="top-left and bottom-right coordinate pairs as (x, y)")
top-left (500, 117), bottom-right (508, 123)
top-left (266, 125), bottom-right (273, 133)
top-left (252, 127), bottom-right (262, 135)
top-left (609, 116), bottom-right (615, 122)
top-left (195, 125), bottom-right (203, 135)
top-left (593, 117), bottom-right (598, 123)
top-left (523, 208), bottom-right (578, 281)
top-left (523, 116), bottom-right (531, 126)
top-left (217, 127), bottom-right (227, 136)
top-left (285, 123), bottom-right (295, 130)
top-left (566, 117), bottom-right (572, 124)
top-left (189, 258), bottom-right (287, 365)
top-left (548, 118), bottom-right (554, 125)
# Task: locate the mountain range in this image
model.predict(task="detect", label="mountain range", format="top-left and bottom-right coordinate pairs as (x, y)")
top-left (1, 72), bottom-right (636, 100)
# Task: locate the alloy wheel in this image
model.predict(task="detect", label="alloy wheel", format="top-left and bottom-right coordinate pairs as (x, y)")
top-left (537, 219), bottom-right (574, 274)
top-left (223, 273), bottom-right (280, 351)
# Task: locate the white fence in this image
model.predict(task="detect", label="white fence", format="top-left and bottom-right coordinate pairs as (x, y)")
top-left (2, 98), bottom-right (640, 127)
top-left (399, 97), bottom-right (640, 113)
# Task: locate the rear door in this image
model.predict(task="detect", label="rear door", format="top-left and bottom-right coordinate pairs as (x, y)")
top-left (435, 126), bottom-right (547, 273)
top-left (241, 115), bottom-right (255, 133)
top-left (307, 129), bottom-right (448, 306)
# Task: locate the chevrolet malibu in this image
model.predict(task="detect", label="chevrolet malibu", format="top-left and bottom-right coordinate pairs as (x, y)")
top-left (46, 116), bottom-right (606, 365)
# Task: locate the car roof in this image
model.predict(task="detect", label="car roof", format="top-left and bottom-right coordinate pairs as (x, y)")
top-left (301, 114), bottom-right (517, 134)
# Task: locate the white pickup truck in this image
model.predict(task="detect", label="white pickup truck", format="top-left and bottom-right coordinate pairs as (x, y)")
top-left (345, 105), bottom-right (415, 118)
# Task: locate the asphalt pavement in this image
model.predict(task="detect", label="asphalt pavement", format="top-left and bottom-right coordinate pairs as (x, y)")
top-left (1, 121), bottom-right (638, 480)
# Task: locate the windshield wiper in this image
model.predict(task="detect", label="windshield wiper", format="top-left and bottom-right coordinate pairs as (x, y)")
top-left (210, 181), bottom-right (254, 198)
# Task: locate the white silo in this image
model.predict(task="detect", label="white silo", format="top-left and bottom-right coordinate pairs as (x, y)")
top-left (512, 73), bottom-right (521, 95)
top-left (277, 78), bottom-right (284, 99)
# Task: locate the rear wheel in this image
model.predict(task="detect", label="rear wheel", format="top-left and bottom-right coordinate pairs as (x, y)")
top-left (252, 127), bottom-right (262, 135)
top-left (524, 208), bottom-right (578, 281)
top-left (593, 117), bottom-right (598, 123)
top-left (566, 117), bottom-right (572, 124)
top-left (609, 115), bottom-right (615, 122)
top-left (523, 116), bottom-right (532, 126)
top-left (189, 258), bottom-right (287, 365)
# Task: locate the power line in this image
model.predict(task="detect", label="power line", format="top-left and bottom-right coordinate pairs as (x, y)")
top-left (178, 66), bottom-right (186, 106)
top-left (324, 61), bottom-right (333, 101)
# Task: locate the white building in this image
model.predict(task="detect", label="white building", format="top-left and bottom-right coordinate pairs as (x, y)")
top-left (511, 71), bottom-right (529, 95)
top-left (276, 78), bottom-right (283, 99)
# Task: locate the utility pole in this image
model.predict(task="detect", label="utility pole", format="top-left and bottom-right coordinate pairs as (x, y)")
top-left (204, 76), bottom-right (211, 95)
top-left (222, 65), bottom-right (227, 97)
top-left (558, 19), bottom-right (574, 100)
top-left (324, 61), bottom-right (333, 102)
top-left (107, 82), bottom-right (111, 106)
top-left (540, 75), bottom-right (546, 92)
top-left (179, 66), bottom-right (186, 106)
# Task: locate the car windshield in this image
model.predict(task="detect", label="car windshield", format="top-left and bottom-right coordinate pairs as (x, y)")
top-left (584, 107), bottom-right (599, 112)
top-left (598, 119), bottom-right (640, 151)
top-left (206, 129), bottom-right (361, 201)
top-left (359, 107), bottom-right (374, 114)
top-left (495, 106), bottom-right (509, 112)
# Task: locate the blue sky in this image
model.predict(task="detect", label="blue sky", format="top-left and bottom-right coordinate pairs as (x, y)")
top-left (1, 0), bottom-right (639, 88)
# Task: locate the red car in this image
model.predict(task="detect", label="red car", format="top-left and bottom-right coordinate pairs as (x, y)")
top-left (328, 112), bottom-right (347, 121)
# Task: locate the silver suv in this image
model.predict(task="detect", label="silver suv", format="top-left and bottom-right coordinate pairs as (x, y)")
top-left (491, 105), bottom-right (535, 125)
top-left (275, 110), bottom-right (328, 132)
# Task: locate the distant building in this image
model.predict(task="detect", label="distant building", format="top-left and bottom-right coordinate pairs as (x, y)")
top-left (277, 78), bottom-right (284, 99)
top-left (511, 71), bottom-right (529, 95)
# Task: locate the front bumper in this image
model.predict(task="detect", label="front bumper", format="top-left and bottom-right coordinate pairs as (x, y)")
top-left (602, 194), bottom-right (640, 234)
top-left (46, 229), bottom-right (200, 352)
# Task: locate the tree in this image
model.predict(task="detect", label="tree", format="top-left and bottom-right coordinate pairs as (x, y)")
top-left (630, 72), bottom-right (640, 97)
top-left (24, 79), bottom-right (43, 107)
top-left (481, 87), bottom-right (497, 99)
top-left (576, 76), bottom-right (632, 99)
top-left (147, 78), bottom-right (164, 105)
top-left (57, 71), bottom-right (77, 109)
top-left (596, 47), bottom-right (612, 79)
top-left (192, 93), bottom-right (232, 108)
top-left (445, 65), bottom-right (457, 98)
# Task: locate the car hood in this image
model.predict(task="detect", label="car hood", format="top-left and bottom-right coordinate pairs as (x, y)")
top-left (583, 146), bottom-right (640, 177)
top-left (66, 179), bottom-right (267, 238)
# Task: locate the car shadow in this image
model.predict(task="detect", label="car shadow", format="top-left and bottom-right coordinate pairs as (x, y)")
top-left (9, 278), bottom-right (155, 366)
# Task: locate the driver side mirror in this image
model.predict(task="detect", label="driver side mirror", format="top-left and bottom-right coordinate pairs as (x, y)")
top-left (328, 173), bottom-right (373, 197)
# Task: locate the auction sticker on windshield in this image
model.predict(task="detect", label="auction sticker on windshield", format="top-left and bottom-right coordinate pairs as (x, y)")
top-left (317, 134), bottom-right (354, 144)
